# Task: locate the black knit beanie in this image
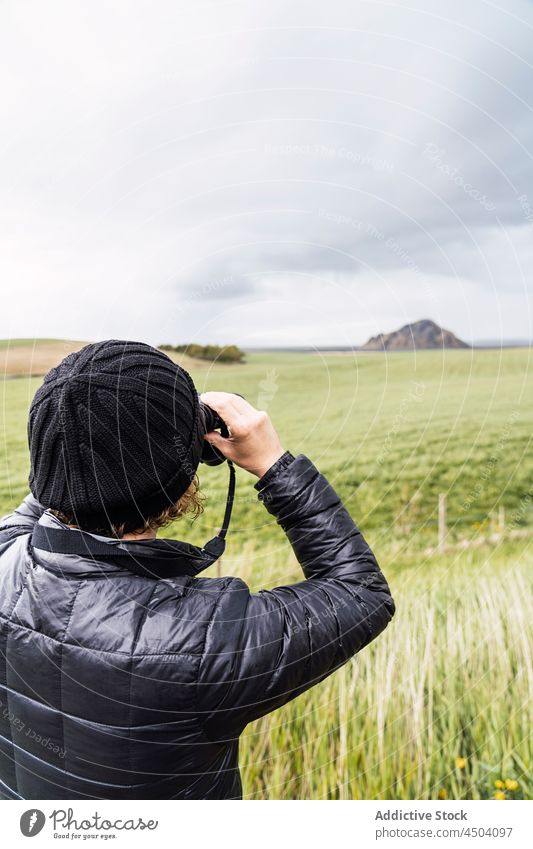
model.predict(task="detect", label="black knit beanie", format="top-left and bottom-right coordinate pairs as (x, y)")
top-left (28, 340), bottom-right (203, 532)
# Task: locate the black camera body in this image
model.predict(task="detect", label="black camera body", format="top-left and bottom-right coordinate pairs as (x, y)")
top-left (199, 402), bottom-right (229, 466)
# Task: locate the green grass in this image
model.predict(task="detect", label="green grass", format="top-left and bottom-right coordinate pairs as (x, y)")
top-left (237, 539), bottom-right (532, 800)
top-left (5, 348), bottom-right (531, 547)
top-left (1, 348), bottom-right (532, 798)
top-left (0, 338), bottom-right (66, 350)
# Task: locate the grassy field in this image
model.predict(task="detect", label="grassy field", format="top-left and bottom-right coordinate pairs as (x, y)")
top-left (3, 345), bottom-right (531, 547)
top-left (1, 344), bottom-right (532, 799)
top-left (0, 338), bottom-right (88, 377)
top-left (237, 539), bottom-right (532, 800)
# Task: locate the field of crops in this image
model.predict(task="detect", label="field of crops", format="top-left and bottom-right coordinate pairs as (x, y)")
top-left (1, 345), bottom-right (532, 799)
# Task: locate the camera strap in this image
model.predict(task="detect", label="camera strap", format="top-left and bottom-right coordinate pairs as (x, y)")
top-left (200, 458), bottom-right (235, 561)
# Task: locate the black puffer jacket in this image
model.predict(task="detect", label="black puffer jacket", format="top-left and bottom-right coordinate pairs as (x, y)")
top-left (0, 454), bottom-right (394, 800)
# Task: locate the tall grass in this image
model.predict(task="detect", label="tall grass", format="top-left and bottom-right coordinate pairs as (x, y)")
top-left (231, 540), bottom-right (533, 799)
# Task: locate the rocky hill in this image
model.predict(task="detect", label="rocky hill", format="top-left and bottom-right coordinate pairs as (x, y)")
top-left (362, 319), bottom-right (469, 351)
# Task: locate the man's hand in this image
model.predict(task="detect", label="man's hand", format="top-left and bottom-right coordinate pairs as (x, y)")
top-left (200, 392), bottom-right (285, 478)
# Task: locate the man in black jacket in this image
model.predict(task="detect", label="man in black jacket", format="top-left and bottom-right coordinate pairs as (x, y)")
top-left (0, 340), bottom-right (394, 800)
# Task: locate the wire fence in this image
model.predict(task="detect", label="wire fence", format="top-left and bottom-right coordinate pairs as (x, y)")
top-left (390, 494), bottom-right (533, 554)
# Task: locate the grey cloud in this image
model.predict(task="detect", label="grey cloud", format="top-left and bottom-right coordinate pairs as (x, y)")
top-left (0, 0), bottom-right (532, 344)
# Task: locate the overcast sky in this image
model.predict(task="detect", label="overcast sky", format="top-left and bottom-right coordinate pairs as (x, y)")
top-left (1, 0), bottom-right (532, 346)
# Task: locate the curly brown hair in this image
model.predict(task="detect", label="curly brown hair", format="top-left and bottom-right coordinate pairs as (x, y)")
top-left (49, 475), bottom-right (204, 539)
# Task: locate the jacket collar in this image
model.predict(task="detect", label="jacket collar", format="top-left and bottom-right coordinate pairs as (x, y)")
top-left (30, 511), bottom-right (223, 579)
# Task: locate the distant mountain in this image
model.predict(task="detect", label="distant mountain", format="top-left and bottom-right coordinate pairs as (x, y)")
top-left (362, 319), bottom-right (469, 351)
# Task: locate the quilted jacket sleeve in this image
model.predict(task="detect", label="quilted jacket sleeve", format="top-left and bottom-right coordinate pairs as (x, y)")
top-left (196, 454), bottom-right (395, 741)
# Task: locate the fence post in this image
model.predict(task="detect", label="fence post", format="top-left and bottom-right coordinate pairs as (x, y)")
top-left (438, 493), bottom-right (447, 553)
top-left (217, 556), bottom-right (222, 579)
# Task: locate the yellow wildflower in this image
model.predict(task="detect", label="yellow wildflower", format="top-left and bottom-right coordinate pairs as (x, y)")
top-left (455, 757), bottom-right (467, 770)
top-left (494, 780), bottom-right (504, 789)
top-left (438, 788), bottom-right (448, 800)
top-left (494, 791), bottom-right (506, 800)
top-left (505, 779), bottom-right (518, 792)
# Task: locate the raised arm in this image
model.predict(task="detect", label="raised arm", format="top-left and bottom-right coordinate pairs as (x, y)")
top-left (195, 395), bottom-right (395, 740)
